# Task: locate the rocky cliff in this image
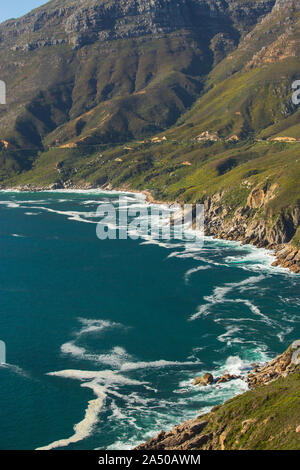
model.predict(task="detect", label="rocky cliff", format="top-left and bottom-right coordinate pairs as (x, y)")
top-left (202, 189), bottom-right (300, 273)
top-left (136, 341), bottom-right (300, 450)
top-left (1, 0), bottom-right (276, 49)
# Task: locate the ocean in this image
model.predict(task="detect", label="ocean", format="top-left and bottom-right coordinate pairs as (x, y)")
top-left (0, 190), bottom-right (299, 450)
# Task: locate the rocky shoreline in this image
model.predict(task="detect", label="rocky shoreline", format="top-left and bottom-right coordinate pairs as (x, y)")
top-left (2, 183), bottom-right (300, 449)
top-left (202, 191), bottom-right (300, 274)
top-left (135, 341), bottom-right (300, 450)
top-left (2, 182), bottom-right (299, 274)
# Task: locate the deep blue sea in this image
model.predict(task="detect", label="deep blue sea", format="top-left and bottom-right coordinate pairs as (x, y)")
top-left (0, 190), bottom-right (299, 450)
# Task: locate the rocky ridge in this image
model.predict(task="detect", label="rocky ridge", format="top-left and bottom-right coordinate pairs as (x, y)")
top-left (0, 0), bottom-right (276, 50)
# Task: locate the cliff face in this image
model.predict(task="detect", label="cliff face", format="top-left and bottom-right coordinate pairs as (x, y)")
top-left (136, 342), bottom-right (300, 450)
top-left (202, 190), bottom-right (300, 273)
top-left (1, 0), bottom-right (276, 49)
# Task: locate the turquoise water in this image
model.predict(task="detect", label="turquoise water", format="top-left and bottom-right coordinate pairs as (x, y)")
top-left (0, 190), bottom-right (299, 450)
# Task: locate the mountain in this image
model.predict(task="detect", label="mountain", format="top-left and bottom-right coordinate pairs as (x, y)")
top-left (0, 0), bottom-right (275, 168)
top-left (180, 0), bottom-right (300, 140)
top-left (1, 0), bottom-right (300, 271)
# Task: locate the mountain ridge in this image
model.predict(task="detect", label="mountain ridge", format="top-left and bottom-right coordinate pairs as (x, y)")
top-left (0, 0), bottom-right (277, 155)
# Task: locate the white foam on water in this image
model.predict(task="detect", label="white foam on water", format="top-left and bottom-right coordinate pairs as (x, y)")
top-left (61, 342), bottom-right (86, 357)
top-left (27, 206), bottom-right (99, 224)
top-left (221, 356), bottom-right (251, 376)
top-left (46, 369), bottom-right (145, 385)
top-left (225, 245), bottom-right (295, 276)
top-left (277, 327), bottom-right (294, 343)
top-left (0, 201), bottom-right (21, 208)
top-left (51, 307), bottom-right (204, 451)
top-left (180, 349), bottom-right (271, 408)
top-left (76, 317), bottom-right (125, 337)
top-left (109, 399), bottom-right (127, 421)
top-left (61, 342), bottom-right (131, 368)
top-left (203, 235), bottom-right (242, 249)
top-left (81, 200), bottom-right (105, 205)
top-left (61, 318), bottom-right (130, 366)
top-left (167, 248), bottom-right (226, 267)
top-left (184, 265), bottom-right (211, 284)
top-left (12, 200), bottom-right (48, 205)
top-left (189, 275), bottom-right (266, 322)
top-left (219, 347), bottom-right (270, 373)
top-left (238, 299), bottom-right (275, 326)
top-left (36, 382), bottom-right (106, 450)
top-left (0, 363), bottom-right (31, 379)
top-left (0, 189), bottom-right (21, 193)
top-left (61, 340), bottom-right (201, 371)
top-left (37, 368), bottom-right (147, 450)
top-left (2, 188), bottom-right (300, 277)
top-left (96, 347), bottom-right (132, 368)
top-left (217, 327), bottom-right (243, 345)
top-left (104, 359), bottom-right (255, 452)
top-left (0, 199), bottom-right (49, 209)
top-left (119, 358), bottom-right (201, 372)
top-left (140, 239), bottom-right (184, 250)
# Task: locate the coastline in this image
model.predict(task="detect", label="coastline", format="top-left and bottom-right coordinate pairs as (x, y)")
top-left (1, 186), bottom-right (299, 451)
top-left (135, 341), bottom-right (300, 450)
top-left (1, 183), bottom-right (299, 275)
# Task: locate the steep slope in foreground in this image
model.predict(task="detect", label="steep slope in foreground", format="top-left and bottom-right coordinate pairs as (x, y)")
top-left (136, 342), bottom-right (300, 450)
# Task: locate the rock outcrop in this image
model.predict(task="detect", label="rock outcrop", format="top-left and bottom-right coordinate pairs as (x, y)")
top-left (202, 189), bottom-right (300, 273)
top-left (192, 373), bottom-right (214, 386)
top-left (247, 340), bottom-right (300, 388)
top-left (192, 372), bottom-right (240, 386)
top-left (135, 419), bottom-right (212, 451)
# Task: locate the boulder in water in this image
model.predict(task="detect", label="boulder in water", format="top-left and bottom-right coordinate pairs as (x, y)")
top-left (193, 373), bottom-right (214, 386)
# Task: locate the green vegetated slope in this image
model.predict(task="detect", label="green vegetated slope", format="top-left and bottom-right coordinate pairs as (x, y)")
top-left (1, 0), bottom-right (265, 169)
top-left (1, 0), bottom-right (300, 247)
top-left (200, 372), bottom-right (300, 450)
